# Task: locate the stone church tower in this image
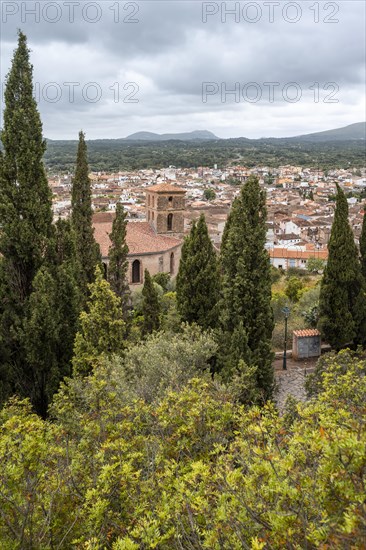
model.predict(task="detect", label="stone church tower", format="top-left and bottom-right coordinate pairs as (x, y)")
top-left (145, 183), bottom-right (185, 238)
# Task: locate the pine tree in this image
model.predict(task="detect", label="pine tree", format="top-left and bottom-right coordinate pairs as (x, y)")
top-left (142, 269), bottom-right (161, 335)
top-left (360, 206), bottom-right (366, 280)
top-left (176, 214), bottom-right (219, 329)
top-left (0, 32), bottom-right (53, 405)
top-left (108, 203), bottom-right (130, 313)
top-left (73, 266), bottom-right (127, 376)
top-left (220, 176), bottom-right (274, 399)
top-left (319, 185), bottom-right (366, 349)
top-left (71, 131), bottom-right (101, 294)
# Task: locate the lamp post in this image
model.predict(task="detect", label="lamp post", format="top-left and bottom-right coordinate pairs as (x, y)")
top-left (282, 306), bottom-right (290, 370)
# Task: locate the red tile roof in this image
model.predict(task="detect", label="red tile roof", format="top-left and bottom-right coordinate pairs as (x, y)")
top-left (146, 183), bottom-right (186, 193)
top-left (293, 329), bottom-right (321, 337)
top-left (270, 247), bottom-right (328, 260)
top-left (93, 213), bottom-right (181, 257)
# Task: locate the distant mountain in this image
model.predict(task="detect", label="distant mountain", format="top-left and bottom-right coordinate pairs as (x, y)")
top-left (41, 123), bottom-right (365, 146)
top-left (291, 122), bottom-right (366, 142)
top-left (125, 130), bottom-right (219, 141)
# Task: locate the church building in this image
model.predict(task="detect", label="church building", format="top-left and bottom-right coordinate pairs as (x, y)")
top-left (93, 183), bottom-right (186, 288)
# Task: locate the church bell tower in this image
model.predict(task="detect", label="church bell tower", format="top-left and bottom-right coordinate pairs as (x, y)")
top-left (145, 183), bottom-right (185, 238)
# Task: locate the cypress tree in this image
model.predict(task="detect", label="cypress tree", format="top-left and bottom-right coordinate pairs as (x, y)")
top-left (360, 206), bottom-right (366, 280)
top-left (21, 220), bottom-right (82, 415)
top-left (176, 214), bottom-right (219, 329)
top-left (71, 131), bottom-right (101, 294)
top-left (142, 269), bottom-right (161, 335)
top-left (220, 176), bottom-right (274, 399)
top-left (108, 203), bottom-right (130, 313)
top-left (22, 267), bottom-right (60, 418)
top-left (51, 219), bottom-right (82, 376)
top-left (319, 185), bottom-right (366, 349)
top-left (0, 32), bottom-right (53, 404)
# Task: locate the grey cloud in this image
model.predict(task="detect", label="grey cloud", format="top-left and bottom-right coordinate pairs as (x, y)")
top-left (1, 0), bottom-right (364, 138)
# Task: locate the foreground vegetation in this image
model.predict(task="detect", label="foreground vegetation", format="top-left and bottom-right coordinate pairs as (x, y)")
top-left (0, 348), bottom-right (365, 549)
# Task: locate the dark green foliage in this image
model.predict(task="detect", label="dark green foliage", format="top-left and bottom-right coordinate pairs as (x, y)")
top-left (203, 188), bottom-right (216, 201)
top-left (176, 214), bottom-right (220, 329)
top-left (220, 176), bottom-right (274, 399)
top-left (71, 131), bottom-right (101, 294)
top-left (270, 266), bottom-right (282, 284)
top-left (26, 220), bottom-right (82, 414)
top-left (360, 207), bottom-right (366, 279)
top-left (0, 31), bottom-right (53, 313)
top-left (319, 185), bottom-right (366, 349)
top-left (22, 268), bottom-right (60, 418)
top-left (0, 32), bottom-right (54, 411)
top-left (142, 270), bottom-right (161, 335)
top-left (301, 305), bottom-right (319, 328)
top-left (152, 272), bottom-right (171, 292)
top-left (42, 137), bottom-right (366, 173)
top-left (50, 220), bottom-right (82, 376)
top-left (107, 203), bottom-right (130, 313)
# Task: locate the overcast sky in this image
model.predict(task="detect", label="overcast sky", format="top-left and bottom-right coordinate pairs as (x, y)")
top-left (1, 0), bottom-right (365, 139)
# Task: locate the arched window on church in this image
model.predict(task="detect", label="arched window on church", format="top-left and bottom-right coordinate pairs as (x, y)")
top-left (170, 252), bottom-right (175, 275)
top-left (167, 213), bottom-right (173, 231)
top-left (132, 259), bottom-right (141, 283)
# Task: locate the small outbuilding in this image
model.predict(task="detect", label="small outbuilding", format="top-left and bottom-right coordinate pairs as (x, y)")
top-left (292, 329), bottom-right (321, 360)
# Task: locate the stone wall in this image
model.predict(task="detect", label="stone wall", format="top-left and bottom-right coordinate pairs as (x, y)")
top-left (156, 211), bottom-right (184, 234)
top-left (157, 194), bottom-right (185, 210)
top-left (127, 244), bottom-right (182, 290)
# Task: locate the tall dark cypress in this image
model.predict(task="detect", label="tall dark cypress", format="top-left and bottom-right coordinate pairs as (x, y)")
top-left (360, 206), bottom-right (366, 280)
top-left (319, 185), bottom-right (366, 349)
top-left (51, 219), bottom-right (82, 378)
top-left (108, 203), bottom-right (130, 313)
top-left (23, 219), bottom-right (82, 416)
top-left (0, 31), bottom-right (53, 306)
top-left (220, 176), bottom-right (274, 399)
top-left (142, 269), bottom-right (161, 335)
top-left (71, 131), bottom-right (101, 294)
top-left (0, 32), bottom-right (53, 405)
top-left (176, 214), bottom-right (219, 329)
top-left (22, 267), bottom-right (60, 418)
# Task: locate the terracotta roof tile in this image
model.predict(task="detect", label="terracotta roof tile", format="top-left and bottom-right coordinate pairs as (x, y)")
top-left (93, 214), bottom-right (182, 257)
top-left (146, 183), bottom-right (186, 193)
top-left (293, 329), bottom-right (321, 337)
top-left (270, 247), bottom-right (328, 260)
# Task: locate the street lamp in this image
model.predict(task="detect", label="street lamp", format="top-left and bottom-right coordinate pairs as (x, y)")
top-left (282, 306), bottom-right (290, 370)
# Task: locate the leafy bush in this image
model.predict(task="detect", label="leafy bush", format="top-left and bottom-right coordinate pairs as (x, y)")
top-left (305, 348), bottom-right (366, 398)
top-left (285, 276), bottom-right (304, 302)
top-left (270, 265), bottom-right (282, 284)
top-left (306, 257), bottom-right (326, 273)
top-left (286, 266), bottom-right (308, 278)
top-left (1, 351), bottom-right (365, 549)
top-left (152, 272), bottom-right (171, 292)
top-left (271, 291), bottom-right (289, 322)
